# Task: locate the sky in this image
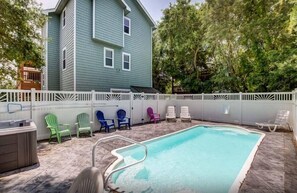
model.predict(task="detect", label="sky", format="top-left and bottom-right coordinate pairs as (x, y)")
top-left (37, 0), bottom-right (205, 22)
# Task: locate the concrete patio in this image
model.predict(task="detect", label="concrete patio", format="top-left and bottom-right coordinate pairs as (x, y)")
top-left (0, 120), bottom-right (297, 193)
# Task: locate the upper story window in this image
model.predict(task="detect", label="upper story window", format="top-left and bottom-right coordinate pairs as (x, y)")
top-left (104, 47), bottom-right (114, 68)
top-left (62, 7), bottom-right (66, 28)
top-left (124, 17), bottom-right (131, 35)
top-left (122, 52), bottom-right (131, 71)
top-left (62, 47), bottom-right (67, 70)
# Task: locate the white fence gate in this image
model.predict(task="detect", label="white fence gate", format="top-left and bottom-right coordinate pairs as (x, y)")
top-left (0, 89), bottom-right (296, 141)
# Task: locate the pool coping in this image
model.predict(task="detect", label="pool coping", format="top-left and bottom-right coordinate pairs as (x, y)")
top-left (105, 124), bottom-right (265, 193)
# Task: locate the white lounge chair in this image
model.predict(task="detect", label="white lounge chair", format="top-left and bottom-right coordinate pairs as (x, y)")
top-left (68, 167), bottom-right (104, 193)
top-left (255, 110), bottom-right (291, 132)
top-left (180, 106), bottom-right (191, 122)
top-left (166, 106), bottom-right (176, 121)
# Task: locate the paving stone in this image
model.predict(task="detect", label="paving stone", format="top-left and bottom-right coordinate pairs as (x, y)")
top-left (0, 120), bottom-right (296, 193)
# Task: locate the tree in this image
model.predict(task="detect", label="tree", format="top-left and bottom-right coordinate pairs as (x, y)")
top-left (154, 0), bottom-right (297, 93)
top-left (0, 0), bottom-right (46, 88)
top-left (152, 30), bottom-right (171, 93)
top-left (155, 0), bottom-right (210, 93)
top-left (288, 0), bottom-right (297, 34)
top-left (205, 0), bottom-right (297, 92)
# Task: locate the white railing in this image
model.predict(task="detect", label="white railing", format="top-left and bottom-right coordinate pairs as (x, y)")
top-left (0, 89), bottom-right (296, 141)
top-left (242, 92), bottom-right (293, 101)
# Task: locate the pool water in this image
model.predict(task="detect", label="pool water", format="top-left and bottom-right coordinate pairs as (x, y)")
top-left (111, 126), bottom-right (262, 193)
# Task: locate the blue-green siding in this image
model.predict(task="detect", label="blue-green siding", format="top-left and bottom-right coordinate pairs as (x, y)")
top-left (60, 0), bottom-right (75, 91)
top-left (94, 0), bottom-right (123, 47)
top-left (46, 0), bottom-right (153, 92)
top-left (76, 0), bottom-right (152, 92)
top-left (123, 0), bottom-right (152, 88)
top-left (47, 13), bottom-right (60, 90)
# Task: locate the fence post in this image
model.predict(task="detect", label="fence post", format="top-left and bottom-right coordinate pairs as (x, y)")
top-left (292, 89), bottom-right (296, 134)
top-left (141, 92), bottom-right (144, 124)
top-left (130, 92), bottom-right (133, 125)
top-left (292, 88), bottom-right (297, 104)
top-left (157, 93), bottom-right (159, 115)
top-left (30, 88), bottom-right (36, 120)
top-left (239, 92), bottom-right (242, 125)
top-left (91, 90), bottom-right (95, 123)
top-left (202, 93), bottom-right (204, 121)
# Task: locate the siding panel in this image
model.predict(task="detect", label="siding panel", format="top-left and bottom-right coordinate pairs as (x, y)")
top-left (47, 13), bottom-right (60, 90)
top-left (76, 0), bottom-right (152, 92)
top-left (94, 0), bottom-right (123, 47)
top-left (123, 0), bottom-right (152, 88)
top-left (60, 0), bottom-right (74, 91)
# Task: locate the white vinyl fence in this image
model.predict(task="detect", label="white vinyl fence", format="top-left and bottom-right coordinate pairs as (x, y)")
top-left (0, 89), bottom-right (296, 141)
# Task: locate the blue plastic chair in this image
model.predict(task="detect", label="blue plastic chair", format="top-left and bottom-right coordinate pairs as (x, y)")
top-left (117, 109), bottom-right (131, 129)
top-left (95, 111), bottom-right (115, 132)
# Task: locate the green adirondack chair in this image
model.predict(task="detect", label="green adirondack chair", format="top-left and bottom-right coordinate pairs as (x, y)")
top-left (45, 113), bottom-right (72, 143)
top-left (76, 113), bottom-right (93, 138)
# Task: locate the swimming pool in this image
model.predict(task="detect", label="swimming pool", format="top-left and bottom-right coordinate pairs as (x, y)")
top-left (108, 125), bottom-right (264, 193)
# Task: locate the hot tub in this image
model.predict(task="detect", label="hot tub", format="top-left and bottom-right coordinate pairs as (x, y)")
top-left (0, 120), bottom-right (38, 173)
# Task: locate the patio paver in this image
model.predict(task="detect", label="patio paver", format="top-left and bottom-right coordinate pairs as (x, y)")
top-left (0, 120), bottom-right (296, 193)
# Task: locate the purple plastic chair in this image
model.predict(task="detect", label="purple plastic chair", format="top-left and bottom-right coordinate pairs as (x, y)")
top-left (147, 107), bottom-right (160, 123)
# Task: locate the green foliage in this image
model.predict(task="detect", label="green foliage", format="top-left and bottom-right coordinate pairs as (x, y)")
top-left (153, 0), bottom-right (297, 93)
top-left (152, 31), bottom-right (171, 93)
top-left (153, 0), bottom-right (212, 93)
top-left (0, 0), bottom-right (46, 89)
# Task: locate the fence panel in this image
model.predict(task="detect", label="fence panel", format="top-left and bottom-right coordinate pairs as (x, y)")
top-left (34, 102), bottom-right (91, 140)
top-left (93, 92), bottom-right (131, 129)
top-left (174, 94), bottom-right (203, 120)
top-left (132, 93), bottom-right (143, 124)
top-left (158, 94), bottom-right (175, 120)
top-left (142, 94), bottom-right (158, 123)
top-left (241, 92), bottom-right (294, 126)
top-left (0, 89), bottom-right (296, 141)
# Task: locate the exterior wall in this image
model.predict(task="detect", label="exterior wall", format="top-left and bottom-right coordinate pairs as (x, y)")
top-left (94, 0), bottom-right (123, 47)
top-left (76, 0), bottom-right (152, 92)
top-left (60, 0), bottom-right (75, 91)
top-left (123, 0), bottom-right (152, 88)
top-left (47, 13), bottom-right (60, 90)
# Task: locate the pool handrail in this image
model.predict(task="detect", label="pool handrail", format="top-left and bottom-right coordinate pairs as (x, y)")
top-left (92, 135), bottom-right (148, 190)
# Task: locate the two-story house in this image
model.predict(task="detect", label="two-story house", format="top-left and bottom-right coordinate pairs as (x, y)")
top-left (42, 0), bottom-right (156, 92)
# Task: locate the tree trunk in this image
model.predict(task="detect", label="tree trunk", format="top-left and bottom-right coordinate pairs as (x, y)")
top-left (171, 77), bottom-right (174, 94)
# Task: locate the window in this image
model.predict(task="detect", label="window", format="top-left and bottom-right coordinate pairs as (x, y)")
top-left (122, 52), bottom-right (131, 71)
top-left (104, 47), bottom-right (114, 68)
top-left (62, 47), bottom-right (66, 70)
top-left (62, 7), bottom-right (66, 28)
top-left (124, 17), bottom-right (131, 35)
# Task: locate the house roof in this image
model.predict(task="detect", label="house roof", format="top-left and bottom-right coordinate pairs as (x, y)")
top-left (44, 0), bottom-right (156, 27)
top-left (131, 86), bottom-right (160, 94)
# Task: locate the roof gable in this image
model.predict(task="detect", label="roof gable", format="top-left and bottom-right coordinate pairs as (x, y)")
top-left (44, 0), bottom-right (156, 28)
top-left (134, 0), bottom-right (156, 28)
top-left (44, 0), bottom-right (129, 14)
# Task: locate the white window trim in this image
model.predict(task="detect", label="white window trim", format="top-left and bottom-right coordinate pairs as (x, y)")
top-left (124, 17), bottom-right (131, 36)
top-left (62, 7), bottom-right (66, 29)
top-left (104, 47), bottom-right (114, 68)
top-left (122, 52), bottom-right (131, 71)
top-left (62, 47), bottom-right (67, 71)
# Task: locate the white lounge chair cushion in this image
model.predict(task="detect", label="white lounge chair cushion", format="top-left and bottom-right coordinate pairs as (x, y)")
top-left (166, 106), bottom-right (176, 119)
top-left (180, 106), bottom-right (191, 120)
